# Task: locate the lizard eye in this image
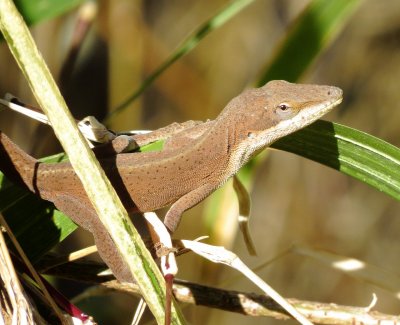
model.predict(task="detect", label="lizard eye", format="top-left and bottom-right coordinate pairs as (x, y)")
top-left (275, 103), bottom-right (295, 119)
top-left (278, 103), bottom-right (290, 111)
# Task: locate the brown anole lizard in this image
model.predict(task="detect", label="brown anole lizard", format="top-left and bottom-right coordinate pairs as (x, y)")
top-left (0, 80), bottom-right (342, 283)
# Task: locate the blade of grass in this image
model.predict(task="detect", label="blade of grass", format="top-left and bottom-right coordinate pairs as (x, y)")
top-left (104, 0), bottom-right (256, 124)
top-left (273, 120), bottom-right (400, 201)
top-left (0, 1), bottom-right (185, 323)
top-left (258, 0), bottom-right (362, 84)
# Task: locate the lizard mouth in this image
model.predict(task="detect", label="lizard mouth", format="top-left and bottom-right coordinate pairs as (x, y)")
top-left (330, 96), bottom-right (343, 107)
top-left (311, 94), bottom-right (343, 120)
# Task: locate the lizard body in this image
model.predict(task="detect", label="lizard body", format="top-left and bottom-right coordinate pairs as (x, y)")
top-left (0, 80), bottom-right (342, 282)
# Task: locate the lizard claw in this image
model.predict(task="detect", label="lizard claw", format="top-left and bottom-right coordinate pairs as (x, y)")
top-left (154, 242), bottom-right (178, 258)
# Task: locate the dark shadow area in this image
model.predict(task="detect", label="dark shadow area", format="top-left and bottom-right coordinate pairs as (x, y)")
top-left (0, 181), bottom-right (62, 263)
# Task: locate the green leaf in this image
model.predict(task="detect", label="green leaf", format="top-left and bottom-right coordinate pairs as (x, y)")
top-left (3, 191), bottom-right (77, 261)
top-left (273, 120), bottom-right (400, 201)
top-left (14, 0), bottom-right (84, 25)
top-left (258, 0), bottom-right (362, 84)
top-left (138, 139), bottom-right (165, 152)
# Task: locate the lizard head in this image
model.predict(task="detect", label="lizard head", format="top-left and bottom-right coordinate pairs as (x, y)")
top-left (224, 80), bottom-right (343, 167)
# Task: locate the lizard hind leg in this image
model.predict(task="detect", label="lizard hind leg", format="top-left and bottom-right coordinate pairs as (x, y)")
top-left (51, 194), bottom-right (133, 283)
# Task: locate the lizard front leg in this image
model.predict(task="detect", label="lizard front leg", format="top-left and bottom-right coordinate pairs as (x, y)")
top-left (163, 183), bottom-right (216, 233)
top-left (158, 183), bottom-right (216, 325)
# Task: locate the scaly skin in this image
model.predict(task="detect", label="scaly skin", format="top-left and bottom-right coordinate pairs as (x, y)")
top-left (0, 80), bottom-right (342, 282)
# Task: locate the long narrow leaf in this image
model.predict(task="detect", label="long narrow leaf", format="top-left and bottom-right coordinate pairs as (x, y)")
top-left (273, 120), bottom-right (400, 201)
top-left (258, 0), bottom-right (362, 84)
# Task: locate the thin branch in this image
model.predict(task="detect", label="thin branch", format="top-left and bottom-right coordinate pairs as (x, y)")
top-left (88, 279), bottom-right (400, 325)
top-left (42, 261), bottom-right (400, 325)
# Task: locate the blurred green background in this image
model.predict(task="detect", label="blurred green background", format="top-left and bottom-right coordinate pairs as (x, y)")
top-left (2, 0), bottom-right (400, 324)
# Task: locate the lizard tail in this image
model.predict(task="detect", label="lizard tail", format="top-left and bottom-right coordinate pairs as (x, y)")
top-left (0, 131), bottom-right (38, 192)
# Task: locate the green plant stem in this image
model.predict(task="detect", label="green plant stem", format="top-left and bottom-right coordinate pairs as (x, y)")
top-left (0, 1), bottom-right (185, 324)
